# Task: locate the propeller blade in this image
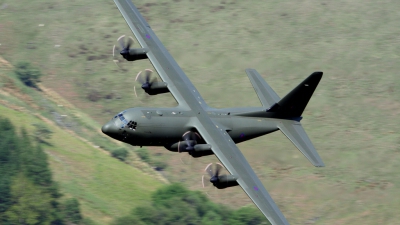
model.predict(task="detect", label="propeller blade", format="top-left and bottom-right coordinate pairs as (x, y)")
top-left (112, 35), bottom-right (136, 68)
top-left (126, 36), bottom-right (133, 49)
top-left (117, 35), bottom-right (126, 49)
top-left (135, 71), bottom-right (144, 83)
top-left (205, 163), bottom-right (214, 178)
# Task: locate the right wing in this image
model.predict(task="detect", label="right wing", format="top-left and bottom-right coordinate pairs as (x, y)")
top-left (113, 0), bottom-right (209, 109)
top-left (193, 119), bottom-right (290, 225)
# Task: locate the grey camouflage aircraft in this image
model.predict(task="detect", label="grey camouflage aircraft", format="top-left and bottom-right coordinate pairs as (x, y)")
top-left (102, 0), bottom-right (324, 224)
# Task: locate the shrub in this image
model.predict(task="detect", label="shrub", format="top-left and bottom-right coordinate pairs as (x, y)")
top-left (136, 148), bottom-right (151, 163)
top-left (151, 160), bottom-right (168, 171)
top-left (14, 62), bottom-right (42, 88)
top-left (87, 89), bottom-right (101, 102)
top-left (32, 123), bottom-right (53, 143)
top-left (111, 148), bottom-right (129, 161)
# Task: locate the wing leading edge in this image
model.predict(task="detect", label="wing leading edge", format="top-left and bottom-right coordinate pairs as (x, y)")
top-left (194, 119), bottom-right (290, 225)
top-left (113, 0), bottom-right (209, 109)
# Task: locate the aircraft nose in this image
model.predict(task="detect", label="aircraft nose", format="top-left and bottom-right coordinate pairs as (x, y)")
top-left (102, 121), bottom-right (117, 136)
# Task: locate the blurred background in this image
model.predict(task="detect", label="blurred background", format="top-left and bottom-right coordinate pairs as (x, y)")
top-left (0, 0), bottom-right (399, 224)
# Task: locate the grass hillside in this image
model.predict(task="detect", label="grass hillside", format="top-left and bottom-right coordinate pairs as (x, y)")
top-left (0, 64), bottom-right (164, 224)
top-left (1, 0), bottom-right (400, 224)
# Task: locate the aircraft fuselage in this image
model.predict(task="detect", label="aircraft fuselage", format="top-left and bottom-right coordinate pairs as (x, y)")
top-left (102, 107), bottom-right (279, 151)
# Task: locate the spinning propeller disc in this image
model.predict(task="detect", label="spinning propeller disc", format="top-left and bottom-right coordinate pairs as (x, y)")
top-left (112, 35), bottom-right (135, 67)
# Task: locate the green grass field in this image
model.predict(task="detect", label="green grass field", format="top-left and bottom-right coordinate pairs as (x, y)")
top-left (1, 0), bottom-right (400, 224)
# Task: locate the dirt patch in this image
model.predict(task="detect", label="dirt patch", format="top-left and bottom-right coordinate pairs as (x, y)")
top-left (0, 75), bottom-right (40, 110)
top-left (0, 56), bottom-right (13, 69)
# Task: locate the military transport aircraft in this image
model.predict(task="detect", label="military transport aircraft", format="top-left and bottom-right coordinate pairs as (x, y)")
top-left (102, 0), bottom-right (324, 224)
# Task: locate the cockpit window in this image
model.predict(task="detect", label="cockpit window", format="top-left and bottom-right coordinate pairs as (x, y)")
top-left (113, 111), bottom-right (128, 128)
top-left (127, 121), bottom-right (137, 130)
top-left (118, 114), bottom-right (128, 127)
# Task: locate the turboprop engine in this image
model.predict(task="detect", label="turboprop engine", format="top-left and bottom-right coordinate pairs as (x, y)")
top-left (202, 163), bottom-right (239, 189)
top-left (164, 131), bottom-right (214, 157)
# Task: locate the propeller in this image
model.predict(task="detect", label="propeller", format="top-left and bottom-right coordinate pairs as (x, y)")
top-left (202, 162), bottom-right (224, 188)
top-left (112, 35), bottom-right (135, 67)
top-left (200, 162), bottom-right (225, 198)
top-left (178, 131), bottom-right (201, 165)
top-left (134, 69), bottom-right (157, 98)
top-left (180, 131), bottom-right (201, 152)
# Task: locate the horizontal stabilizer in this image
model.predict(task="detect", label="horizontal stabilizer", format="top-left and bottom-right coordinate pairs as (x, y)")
top-left (245, 69), bottom-right (280, 108)
top-left (278, 120), bottom-right (324, 167)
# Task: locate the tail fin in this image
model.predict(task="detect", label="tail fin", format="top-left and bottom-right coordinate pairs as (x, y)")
top-left (267, 72), bottom-right (323, 119)
top-left (239, 70), bottom-right (324, 167)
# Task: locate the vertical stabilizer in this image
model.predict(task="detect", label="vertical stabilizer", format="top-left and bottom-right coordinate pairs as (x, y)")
top-left (267, 72), bottom-right (323, 119)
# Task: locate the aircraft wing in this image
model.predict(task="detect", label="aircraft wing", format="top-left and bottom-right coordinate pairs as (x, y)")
top-left (194, 120), bottom-right (290, 225)
top-left (114, 1), bottom-right (290, 224)
top-left (114, 0), bottom-right (209, 109)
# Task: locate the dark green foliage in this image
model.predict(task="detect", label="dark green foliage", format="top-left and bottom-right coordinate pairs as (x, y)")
top-left (0, 117), bottom-right (83, 224)
top-left (0, 118), bottom-right (18, 217)
top-left (112, 183), bottom-right (270, 225)
top-left (230, 207), bottom-right (267, 225)
top-left (4, 173), bottom-right (55, 225)
top-left (111, 148), bottom-right (129, 161)
top-left (151, 160), bottom-right (168, 171)
top-left (62, 198), bottom-right (82, 224)
top-left (81, 218), bottom-right (97, 225)
top-left (14, 62), bottom-right (42, 88)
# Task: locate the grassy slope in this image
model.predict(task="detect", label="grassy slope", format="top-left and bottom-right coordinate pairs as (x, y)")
top-left (0, 65), bottom-right (162, 224)
top-left (1, 0), bottom-right (400, 224)
top-left (0, 70), bottom-right (163, 224)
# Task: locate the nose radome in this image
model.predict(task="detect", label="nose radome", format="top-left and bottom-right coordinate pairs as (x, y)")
top-left (102, 121), bottom-right (116, 135)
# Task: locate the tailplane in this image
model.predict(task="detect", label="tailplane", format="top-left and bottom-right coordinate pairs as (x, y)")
top-left (239, 69), bottom-right (324, 167)
top-left (277, 120), bottom-right (324, 167)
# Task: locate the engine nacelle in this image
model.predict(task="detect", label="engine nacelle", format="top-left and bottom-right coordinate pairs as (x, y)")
top-left (164, 143), bottom-right (214, 157)
top-left (123, 48), bottom-right (148, 61)
top-left (144, 82), bottom-right (169, 95)
top-left (213, 175), bottom-right (239, 189)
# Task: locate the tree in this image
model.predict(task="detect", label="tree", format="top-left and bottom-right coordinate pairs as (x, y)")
top-left (62, 198), bottom-right (82, 224)
top-left (0, 117), bottom-right (80, 224)
top-left (113, 183), bottom-right (268, 225)
top-left (14, 62), bottom-right (42, 88)
top-left (4, 174), bottom-right (55, 225)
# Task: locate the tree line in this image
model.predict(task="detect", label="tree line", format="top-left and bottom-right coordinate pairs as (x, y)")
top-left (0, 117), bottom-right (84, 225)
top-left (112, 183), bottom-right (271, 225)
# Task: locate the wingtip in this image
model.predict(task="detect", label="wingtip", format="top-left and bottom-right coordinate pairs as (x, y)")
top-left (245, 68), bottom-right (255, 73)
